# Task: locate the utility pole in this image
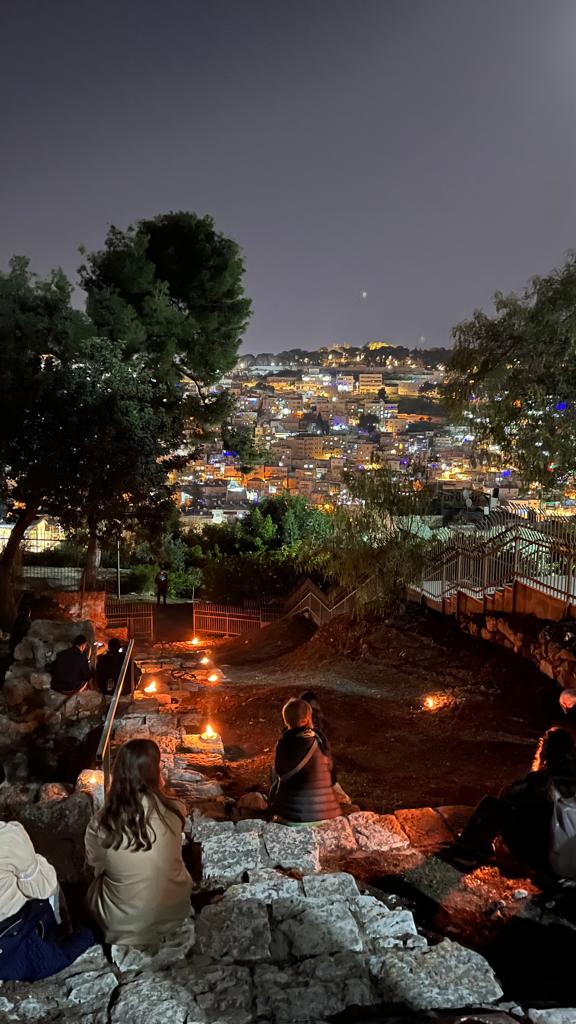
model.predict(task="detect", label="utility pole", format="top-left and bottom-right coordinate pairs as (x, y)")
top-left (116, 538), bottom-right (121, 599)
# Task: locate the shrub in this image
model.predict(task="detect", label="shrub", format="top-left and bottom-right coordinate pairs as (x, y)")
top-left (124, 564), bottom-right (157, 595)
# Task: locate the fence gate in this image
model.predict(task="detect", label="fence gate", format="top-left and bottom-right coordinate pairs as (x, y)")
top-left (192, 601), bottom-right (283, 636)
top-left (105, 597), bottom-right (154, 641)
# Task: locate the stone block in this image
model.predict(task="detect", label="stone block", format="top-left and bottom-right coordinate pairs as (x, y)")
top-left (191, 817), bottom-right (235, 841)
top-left (314, 815), bottom-right (358, 858)
top-left (3, 676), bottom-right (34, 707)
top-left (393, 807), bottom-right (454, 849)
top-left (270, 897), bottom-right (362, 959)
top-left (302, 872), bottom-right (359, 900)
top-left (223, 869), bottom-right (302, 902)
top-left (176, 962), bottom-right (253, 1023)
top-left (436, 804), bottom-right (473, 837)
top-left (350, 896), bottom-right (420, 952)
top-left (237, 790), bottom-right (268, 814)
top-left (528, 1011), bottom-right (576, 1023)
top-left (194, 899), bottom-right (272, 962)
top-left (347, 811), bottom-right (412, 852)
top-left (235, 817), bottom-right (266, 834)
top-left (374, 937), bottom-right (503, 1010)
top-left (66, 969), bottom-right (118, 1006)
top-left (64, 690), bottom-right (106, 720)
top-left (29, 618), bottom-right (96, 644)
top-left (254, 951), bottom-right (375, 1023)
top-left (201, 830), bottom-right (262, 885)
top-left (111, 975), bottom-right (197, 1024)
top-left (30, 671), bottom-right (52, 689)
top-left (39, 782), bottom-right (71, 802)
top-left (263, 823), bottom-right (320, 874)
top-left (111, 919), bottom-right (195, 973)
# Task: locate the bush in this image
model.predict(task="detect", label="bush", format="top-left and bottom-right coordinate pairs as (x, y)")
top-left (168, 567), bottom-right (202, 600)
top-left (124, 564), bottom-right (157, 595)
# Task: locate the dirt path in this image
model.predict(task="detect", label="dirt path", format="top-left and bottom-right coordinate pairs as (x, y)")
top-left (193, 609), bottom-right (565, 813)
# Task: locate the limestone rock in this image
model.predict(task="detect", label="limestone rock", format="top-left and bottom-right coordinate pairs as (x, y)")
top-left (39, 782), bottom-right (71, 802)
top-left (191, 817), bottom-right (235, 842)
top-left (172, 962), bottom-right (253, 1024)
top-left (254, 951), bottom-right (375, 1023)
top-left (30, 671), bottom-right (52, 690)
top-left (28, 618), bottom-right (96, 645)
top-left (201, 829), bottom-right (262, 885)
top-left (224, 871), bottom-right (302, 902)
top-left (270, 897), bottom-right (363, 959)
top-left (66, 969), bottom-right (118, 1005)
top-left (63, 690), bottom-right (105, 720)
top-left (4, 674), bottom-right (36, 708)
top-left (195, 899), bottom-right (272, 962)
top-left (111, 919), bottom-right (195, 974)
top-left (235, 817), bottom-right (266, 834)
top-left (351, 896), bottom-right (421, 952)
top-left (263, 823), bottom-right (320, 874)
top-left (393, 807), bottom-right (454, 849)
top-left (0, 782), bottom-right (38, 818)
top-left (19, 792), bottom-right (93, 884)
top-left (111, 975), bottom-right (197, 1024)
top-left (374, 937), bottom-right (503, 1010)
top-left (347, 811), bottom-right (412, 852)
top-left (315, 815), bottom-right (358, 858)
top-left (528, 1011), bottom-right (576, 1023)
top-left (237, 791), bottom-right (268, 815)
top-left (302, 872), bottom-right (359, 900)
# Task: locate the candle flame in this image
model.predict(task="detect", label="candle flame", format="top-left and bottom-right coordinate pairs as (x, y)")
top-left (422, 693), bottom-right (451, 712)
top-left (200, 655), bottom-right (210, 665)
top-left (144, 680), bottom-right (157, 693)
top-left (190, 637), bottom-right (200, 646)
top-left (207, 672), bottom-right (220, 684)
top-left (89, 773), bottom-right (98, 784)
top-left (202, 724), bottom-right (215, 740)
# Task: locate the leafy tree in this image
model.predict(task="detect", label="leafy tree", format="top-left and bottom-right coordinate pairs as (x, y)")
top-left (222, 425), bottom-right (269, 468)
top-left (445, 255), bottom-right (576, 486)
top-left (304, 467), bottom-right (430, 614)
top-left (358, 413), bottom-right (379, 433)
top-left (0, 259), bottom-right (92, 625)
top-left (79, 211), bottom-right (251, 425)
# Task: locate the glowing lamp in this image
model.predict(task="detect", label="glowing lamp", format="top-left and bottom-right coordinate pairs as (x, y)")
top-left (75, 768), bottom-right (105, 809)
top-left (144, 680), bottom-right (157, 694)
top-left (201, 724), bottom-right (216, 740)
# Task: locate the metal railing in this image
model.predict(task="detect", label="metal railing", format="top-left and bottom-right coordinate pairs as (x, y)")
top-left (413, 513), bottom-right (576, 614)
top-left (192, 601), bottom-right (284, 636)
top-left (285, 575), bottom-right (378, 626)
top-left (96, 639), bottom-right (135, 790)
top-left (105, 597), bottom-right (154, 641)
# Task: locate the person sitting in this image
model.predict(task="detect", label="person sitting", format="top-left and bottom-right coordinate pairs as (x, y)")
top-left (452, 727), bottom-right (576, 870)
top-left (299, 689), bottom-right (329, 743)
top-left (85, 738), bottom-right (192, 946)
top-left (270, 697), bottom-right (341, 826)
top-left (0, 820), bottom-right (94, 981)
top-left (96, 638), bottom-right (141, 697)
top-left (50, 634), bottom-right (93, 695)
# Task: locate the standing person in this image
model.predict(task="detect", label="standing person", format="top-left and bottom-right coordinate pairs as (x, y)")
top-left (270, 698), bottom-right (341, 826)
top-left (50, 635), bottom-right (93, 695)
top-left (0, 821), bottom-right (94, 981)
top-left (96, 638), bottom-right (141, 697)
top-left (85, 739), bottom-right (192, 946)
top-left (155, 569), bottom-right (168, 606)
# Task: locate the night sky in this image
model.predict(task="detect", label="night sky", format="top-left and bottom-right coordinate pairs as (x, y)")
top-left (2, 0), bottom-right (576, 353)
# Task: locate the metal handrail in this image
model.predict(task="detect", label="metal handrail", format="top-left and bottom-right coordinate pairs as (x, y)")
top-left (96, 638), bottom-right (135, 790)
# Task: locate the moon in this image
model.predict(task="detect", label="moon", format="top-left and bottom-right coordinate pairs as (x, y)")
top-left (362, 290), bottom-right (368, 299)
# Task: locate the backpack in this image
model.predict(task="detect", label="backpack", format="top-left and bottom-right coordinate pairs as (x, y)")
top-left (549, 784), bottom-right (576, 879)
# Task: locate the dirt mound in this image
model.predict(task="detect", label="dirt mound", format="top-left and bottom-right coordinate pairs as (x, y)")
top-left (213, 614), bottom-right (316, 665)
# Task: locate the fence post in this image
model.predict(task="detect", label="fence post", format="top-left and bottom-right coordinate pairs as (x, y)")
top-left (455, 550), bottom-right (462, 618)
top-left (567, 555), bottom-right (573, 616)
top-left (192, 601), bottom-right (196, 637)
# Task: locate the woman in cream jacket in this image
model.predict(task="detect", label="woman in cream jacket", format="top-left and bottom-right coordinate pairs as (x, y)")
top-left (85, 739), bottom-right (192, 946)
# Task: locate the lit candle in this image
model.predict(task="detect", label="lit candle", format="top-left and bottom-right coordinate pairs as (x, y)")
top-left (190, 637), bottom-right (200, 646)
top-left (144, 680), bottom-right (157, 693)
top-left (200, 655), bottom-right (210, 665)
top-left (75, 768), bottom-right (105, 809)
top-left (207, 672), bottom-right (220, 684)
top-left (201, 724), bottom-right (216, 740)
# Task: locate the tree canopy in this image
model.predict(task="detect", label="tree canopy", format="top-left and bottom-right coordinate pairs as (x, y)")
top-left (445, 255), bottom-right (576, 486)
top-left (79, 211), bottom-right (251, 421)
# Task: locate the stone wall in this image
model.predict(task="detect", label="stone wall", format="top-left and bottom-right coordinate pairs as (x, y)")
top-left (27, 592), bottom-right (107, 631)
top-left (458, 611), bottom-right (576, 690)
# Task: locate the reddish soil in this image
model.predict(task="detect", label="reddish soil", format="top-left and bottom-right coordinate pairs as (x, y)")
top-left (196, 609), bottom-right (563, 813)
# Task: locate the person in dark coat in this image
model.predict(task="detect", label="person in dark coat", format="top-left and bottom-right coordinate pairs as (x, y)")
top-left (50, 635), bottom-right (93, 696)
top-left (270, 698), bottom-right (341, 825)
top-left (155, 570), bottom-right (168, 606)
top-left (96, 638), bottom-right (141, 697)
top-left (452, 727), bottom-right (576, 869)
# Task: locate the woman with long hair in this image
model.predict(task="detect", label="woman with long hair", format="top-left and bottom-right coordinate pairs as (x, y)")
top-left (85, 739), bottom-right (192, 946)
